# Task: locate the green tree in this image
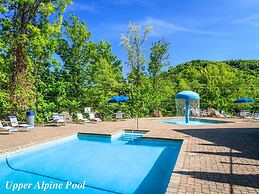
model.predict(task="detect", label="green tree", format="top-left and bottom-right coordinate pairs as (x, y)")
top-left (0, 0), bottom-right (71, 115)
top-left (86, 57), bottom-right (124, 119)
top-left (57, 15), bottom-right (123, 119)
top-left (57, 14), bottom-right (91, 112)
top-left (120, 22), bottom-right (152, 116)
top-left (148, 40), bottom-right (170, 114)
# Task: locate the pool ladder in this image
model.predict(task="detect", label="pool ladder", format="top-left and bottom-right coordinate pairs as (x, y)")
top-left (131, 116), bottom-right (139, 141)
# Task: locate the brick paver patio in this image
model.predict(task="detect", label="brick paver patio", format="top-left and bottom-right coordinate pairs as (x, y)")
top-left (0, 117), bottom-right (258, 194)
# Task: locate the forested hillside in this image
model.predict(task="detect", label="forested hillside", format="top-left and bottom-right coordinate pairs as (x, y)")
top-left (165, 60), bottom-right (258, 115)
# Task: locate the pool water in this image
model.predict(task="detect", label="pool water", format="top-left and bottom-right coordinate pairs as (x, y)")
top-left (0, 132), bottom-right (182, 194)
top-left (161, 118), bottom-right (225, 126)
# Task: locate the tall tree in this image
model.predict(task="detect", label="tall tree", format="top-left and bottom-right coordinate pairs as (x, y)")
top-left (57, 14), bottom-right (91, 112)
top-left (120, 22), bottom-right (152, 116)
top-left (85, 40), bottom-right (124, 115)
top-left (0, 0), bottom-right (71, 114)
top-left (57, 15), bottom-right (123, 117)
top-left (148, 40), bottom-right (170, 113)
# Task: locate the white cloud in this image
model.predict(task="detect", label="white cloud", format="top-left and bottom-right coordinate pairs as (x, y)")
top-left (234, 14), bottom-right (259, 27)
top-left (67, 2), bottom-right (96, 12)
top-left (140, 17), bottom-right (224, 37)
top-left (94, 17), bottom-right (229, 40)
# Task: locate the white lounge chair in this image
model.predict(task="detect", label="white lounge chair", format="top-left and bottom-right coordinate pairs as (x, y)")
top-left (46, 113), bottom-right (66, 126)
top-left (201, 110), bottom-right (208, 117)
top-left (115, 111), bottom-right (124, 120)
top-left (8, 116), bottom-right (33, 128)
top-left (46, 113), bottom-right (58, 124)
top-left (253, 112), bottom-right (259, 122)
top-left (240, 110), bottom-right (252, 119)
top-left (61, 112), bottom-right (73, 123)
top-left (215, 110), bottom-right (225, 118)
top-left (88, 112), bottom-right (102, 122)
top-left (218, 110), bottom-right (232, 118)
top-left (84, 107), bottom-right (91, 113)
top-left (77, 113), bottom-right (90, 123)
top-left (58, 114), bottom-right (66, 125)
top-left (0, 122), bottom-right (17, 133)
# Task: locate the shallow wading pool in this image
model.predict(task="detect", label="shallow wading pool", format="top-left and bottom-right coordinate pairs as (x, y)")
top-left (0, 132), bottom-right (182, 194)
top-left (160, 118), bottom-right (227, 126)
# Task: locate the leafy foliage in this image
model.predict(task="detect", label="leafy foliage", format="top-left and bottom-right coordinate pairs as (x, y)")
top-left (148, 40), bottom-right (170, 114)
top-left (120, 22), bottom-right (152, 116)
top-left (0, 0), bottom-right (72, 119)
top-left (167, 60), bottom-right (259, 113)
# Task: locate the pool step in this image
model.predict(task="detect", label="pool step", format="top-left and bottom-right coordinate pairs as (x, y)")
top-left (118, 133), bottom-right (143, 141)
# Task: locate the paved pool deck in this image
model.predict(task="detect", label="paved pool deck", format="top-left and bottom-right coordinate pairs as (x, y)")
top-left (0, 117), bottom-right (258, 194)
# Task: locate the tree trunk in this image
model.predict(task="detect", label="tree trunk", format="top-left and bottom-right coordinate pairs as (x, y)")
top-left (10, 3), bottom-right (33, 114)
top-left (10, 38), bottom-right (31, 113)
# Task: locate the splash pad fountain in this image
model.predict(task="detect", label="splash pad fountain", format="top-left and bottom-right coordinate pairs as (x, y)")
top-left (175, 91), bottom-right (200, 123)
top-left (161, 91), bottom-right (226, 125)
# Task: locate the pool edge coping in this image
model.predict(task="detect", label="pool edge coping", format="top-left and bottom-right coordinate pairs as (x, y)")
top-left (166, 138), bottom-right (187, 194)
top-left (78, 131), bottom-right (184, 142)
top-left (0, 134), bottom-right (76, 158)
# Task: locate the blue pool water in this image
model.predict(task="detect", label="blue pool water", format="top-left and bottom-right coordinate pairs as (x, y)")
top-left (161, 118), bottom-right (225, 126)
top-left (0, 132), bottom-right (182, 194)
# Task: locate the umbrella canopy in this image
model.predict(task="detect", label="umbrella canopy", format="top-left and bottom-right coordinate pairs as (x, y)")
top-left (108, 96), bottom-right (129, 103)
top-left (176, 91), bottom-right (200, 100)
top-left (234, 98), bottom-right (255, 103)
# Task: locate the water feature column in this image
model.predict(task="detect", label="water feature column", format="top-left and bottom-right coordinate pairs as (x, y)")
top-left (185, 100), bottom-right (189, 123)
top-left (176, 91), bottom-right (200, 124)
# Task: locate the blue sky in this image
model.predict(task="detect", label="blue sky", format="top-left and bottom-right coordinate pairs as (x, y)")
top-left (64, 0), bottom-right (259, 74)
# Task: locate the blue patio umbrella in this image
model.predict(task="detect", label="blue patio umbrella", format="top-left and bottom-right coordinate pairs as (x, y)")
top-left (234, 98), bottom-right (255, 103)
top-left (108, 96), bottom-right (129, 103)
top-left (108, 96), bottom-right (129, 122)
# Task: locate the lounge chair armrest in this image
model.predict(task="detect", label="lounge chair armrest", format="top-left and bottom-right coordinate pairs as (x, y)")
top-left (1, 121), bottom-right (10, 126)
top-left (18, 121), bottom-right (27, 124)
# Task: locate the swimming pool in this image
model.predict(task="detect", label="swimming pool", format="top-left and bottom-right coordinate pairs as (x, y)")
top-left (161, 118), bottom-right (226, 126)
top-left (0, 132), bottom-right (182, 194)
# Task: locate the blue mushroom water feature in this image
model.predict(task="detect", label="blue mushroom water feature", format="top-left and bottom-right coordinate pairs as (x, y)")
top-left (175, 91), bottom-right (200, 123)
